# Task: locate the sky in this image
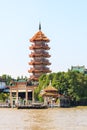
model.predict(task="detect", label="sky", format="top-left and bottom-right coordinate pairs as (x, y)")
top-left (0, 0), bottom-right (87, 78)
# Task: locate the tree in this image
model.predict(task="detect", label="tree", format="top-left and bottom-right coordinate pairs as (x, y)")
top-left (34, 70), bottom-right (87, 106)
top-left (2, 74), bottom-right (12, 85)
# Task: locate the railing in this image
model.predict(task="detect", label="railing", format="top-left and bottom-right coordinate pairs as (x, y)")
top-left (30, 59), bottom-right (49, 62)
top-left (29, 66), bottom-right (50, 70)
top-left (30, 75), bottom-right (39, 81)
top-left (29, 52), bottom-right (51, 57)
top-left (0, 103), bottom-right (10, 108)
top-left (30, 75), bottom-right (39, 79)
top-left (29, 67), bottom-right (51, 73)
top-left (29, 59), bottom-right (51, 65)
top-left (29, 44), bottom-right (50, 50)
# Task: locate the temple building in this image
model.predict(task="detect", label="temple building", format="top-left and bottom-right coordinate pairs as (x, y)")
top-left (28, 23), bottom-right (51, 81)
top-left (9, 80), bottom-right (36, 107)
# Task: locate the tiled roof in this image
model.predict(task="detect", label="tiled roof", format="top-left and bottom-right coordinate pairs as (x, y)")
top-left (41, 92), bottom-right (58, 97)
top-left (44, 86), bottom-right (57, 92)
top-left (30, 31), bottom-right (50, 42)
top-left (44, 81), bottom-right (57, 92)
top-left (17, 79), bottom-right (27, 82)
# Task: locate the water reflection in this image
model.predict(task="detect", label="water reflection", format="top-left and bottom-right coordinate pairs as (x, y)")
top-left (0, 107), bottom-right (87, 130)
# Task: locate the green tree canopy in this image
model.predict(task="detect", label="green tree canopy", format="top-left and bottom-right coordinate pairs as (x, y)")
top-left (35, 71), bottom-right (87, 102)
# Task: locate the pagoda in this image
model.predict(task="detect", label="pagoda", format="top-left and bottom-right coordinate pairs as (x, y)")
top-left (28, 24), bottom-right (51, 81)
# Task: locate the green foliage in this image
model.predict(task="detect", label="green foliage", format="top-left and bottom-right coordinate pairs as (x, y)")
top-left (17, 76), bottom-right (28, 81)
top-left (35, 71), bottom-right (87, 103)
top-left (2, 74), bottom-right (12, 85)
top-left (1, 74), bottom-right (28, 85)
top-left (0, 93), bottom-right (9, 102)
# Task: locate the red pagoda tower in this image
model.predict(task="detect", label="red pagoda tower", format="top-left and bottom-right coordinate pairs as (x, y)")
top-left (28, 24), bottom-right (51, 81)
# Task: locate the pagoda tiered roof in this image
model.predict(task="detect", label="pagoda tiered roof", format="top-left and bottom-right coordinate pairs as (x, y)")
top-left (28, 24), bottom-right (51, 81)
top-left (30, 31), bottom-right (50, 42)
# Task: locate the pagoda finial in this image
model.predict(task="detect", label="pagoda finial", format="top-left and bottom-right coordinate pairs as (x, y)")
top-left (39, 22), bottom-right (41, 31)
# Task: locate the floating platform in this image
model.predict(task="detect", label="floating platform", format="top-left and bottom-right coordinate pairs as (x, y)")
top-left (0, 104), bottom-right (10, 108)
top-left (17, 103), bottom-right (48, 109)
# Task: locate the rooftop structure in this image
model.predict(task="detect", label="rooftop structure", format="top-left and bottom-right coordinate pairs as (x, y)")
top-left (9, 80), bottom-right (36, 107)
top-left (41, 81), bottom-right (58, 98)
top-left (28, 24), bottom-right (51, 81)
top-left (71, 65), bottom-right (87, 74)
top-left (40, 81), bottom-right (58, 106)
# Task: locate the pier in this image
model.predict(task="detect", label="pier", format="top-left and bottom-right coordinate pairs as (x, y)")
top-left (17, 103), bottom-right (48, 109)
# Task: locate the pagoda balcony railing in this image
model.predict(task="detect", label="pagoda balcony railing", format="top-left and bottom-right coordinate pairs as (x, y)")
top-left (30, 75), bottom-right (39, 81)
top-left (30, 59), bottom-right (49, 62)
top-left (29, 62), bottom-right (51, 65)
top-left (30, 51), bottom-right (49, 55)
top-left (29, 52), bottom-right (51, 57)
top-left (29, 67), bottom-right (51, 73)
top-left (30, 75), bottom-right (40, 78)
top-left (29, 59), bottom-right (51, 65)
top-left (30, 76), bottom-right (38, 81)
top-left (30, 66), bottom-right (50, 70)
top-left (29, 44), bottom-right (50, 50)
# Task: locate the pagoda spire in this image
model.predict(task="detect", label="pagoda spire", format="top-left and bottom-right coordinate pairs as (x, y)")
top-left (39, 22), bottom-right (41, 31)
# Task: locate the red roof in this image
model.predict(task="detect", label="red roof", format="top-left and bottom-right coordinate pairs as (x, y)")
top-left (30, 31), bottom-right (50, 42)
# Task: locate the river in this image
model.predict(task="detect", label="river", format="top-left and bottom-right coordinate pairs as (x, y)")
top-left (0, 107), bottom-right (87, 130)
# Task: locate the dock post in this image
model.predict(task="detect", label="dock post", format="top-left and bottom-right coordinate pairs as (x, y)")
top-left (26, 88), bottom-right (28, 105)
top-left (16, 87), bottom-right (18, 106)
top-left (10, 88), bottom-right (13, 107)
top-left (32, 90), bottom-right (35, 103)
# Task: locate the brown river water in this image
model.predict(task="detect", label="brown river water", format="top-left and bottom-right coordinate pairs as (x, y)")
top-left (0, 107), bottom-right (87, 130)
